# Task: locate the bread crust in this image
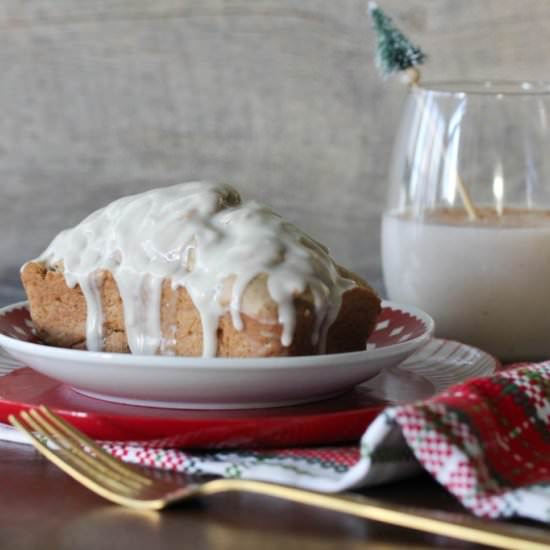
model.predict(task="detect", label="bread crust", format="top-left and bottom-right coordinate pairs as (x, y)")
top-left (21, 261), bottom-right (380, 357)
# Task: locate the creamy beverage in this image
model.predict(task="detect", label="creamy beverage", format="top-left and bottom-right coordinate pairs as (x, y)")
top-left (382, 208), bottom-right (550, 361)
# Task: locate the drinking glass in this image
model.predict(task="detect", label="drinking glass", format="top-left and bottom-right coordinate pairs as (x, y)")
top-left (381, 81), bottom-right (550, 361)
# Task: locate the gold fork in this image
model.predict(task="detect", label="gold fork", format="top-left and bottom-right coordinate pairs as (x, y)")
top-left (9, 406), bottom-right (550, 550)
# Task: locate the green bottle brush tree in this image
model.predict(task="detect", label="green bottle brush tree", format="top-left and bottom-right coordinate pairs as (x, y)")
top-left (368, 2), bottom-right (479, 220)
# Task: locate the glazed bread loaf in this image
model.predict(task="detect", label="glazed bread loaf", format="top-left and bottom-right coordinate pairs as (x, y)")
top-left (21, 183), bottom-right (381, 358)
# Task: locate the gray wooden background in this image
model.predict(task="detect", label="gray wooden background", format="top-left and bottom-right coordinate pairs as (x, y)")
top-left (2, 0), bottom-right (550, 305)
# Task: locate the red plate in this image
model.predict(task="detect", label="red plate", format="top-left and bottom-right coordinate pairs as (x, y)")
top-left (0, 338), bottom-right (497, 449)
top-left (0, 367), bottom-right (387, 448)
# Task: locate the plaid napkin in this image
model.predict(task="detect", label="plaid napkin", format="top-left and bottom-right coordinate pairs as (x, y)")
top-left (1, 354), bottom-right (549, 522)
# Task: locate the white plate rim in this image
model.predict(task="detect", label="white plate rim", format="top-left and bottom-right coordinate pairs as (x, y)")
top-left (0, 300), bottom-right (435, 370)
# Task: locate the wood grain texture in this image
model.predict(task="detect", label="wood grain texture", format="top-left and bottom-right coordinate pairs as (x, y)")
top-left (0, 441), bottom-right (518, 550)
top-left (2, 0), bottom-right (550, 303)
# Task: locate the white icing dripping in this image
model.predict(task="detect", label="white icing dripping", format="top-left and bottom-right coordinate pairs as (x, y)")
top-left (37, 182), bottom-right (355, 357)
top-left (74, 271), bottom-right (103, 352)
top-left (159, 289), bottom-right (178, 356)
top-left (115, 271), bottom-right (163, 355)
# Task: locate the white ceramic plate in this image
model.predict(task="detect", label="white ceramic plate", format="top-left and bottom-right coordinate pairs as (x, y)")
top-left (0, 301), bottom-right (434, 409)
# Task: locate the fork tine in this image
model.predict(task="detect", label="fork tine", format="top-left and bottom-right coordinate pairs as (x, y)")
top-left (26, 409), bottom-right (145, 492)
top-left (8, 413), bottom-right (143, 503)
top-left (19, 410), bottom-right (138, 495)
top-left (38, 406), bottom-right (152, 485)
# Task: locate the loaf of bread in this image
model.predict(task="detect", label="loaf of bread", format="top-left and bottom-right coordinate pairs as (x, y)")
top-left (21, 183), bottom-right (381, 358)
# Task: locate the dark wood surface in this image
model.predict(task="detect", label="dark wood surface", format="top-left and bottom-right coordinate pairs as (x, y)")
top-left (1, 440), bottom-right (549, 549)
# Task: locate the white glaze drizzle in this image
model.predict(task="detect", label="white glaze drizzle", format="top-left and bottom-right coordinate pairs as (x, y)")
top-left (74, 271), bottom-right (103, 351)
top-left (37, 182), bottom-right (355, 357)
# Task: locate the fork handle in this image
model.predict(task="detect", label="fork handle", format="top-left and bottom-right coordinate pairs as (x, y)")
top-left (198, 479), bottom-right (549, 550)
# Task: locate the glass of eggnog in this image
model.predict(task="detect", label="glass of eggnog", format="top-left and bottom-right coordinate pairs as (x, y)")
top-left (382, 81), bottom-right (550, 362)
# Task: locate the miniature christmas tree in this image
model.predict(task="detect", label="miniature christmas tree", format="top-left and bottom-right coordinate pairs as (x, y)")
top-left (368, 2), bottom-right (479, 220)
top-left (368, 2), bottom-right (426, 83)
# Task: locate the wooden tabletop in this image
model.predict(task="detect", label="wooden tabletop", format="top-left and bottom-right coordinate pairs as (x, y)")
top-left (2, 440), bottom-right (549, 549)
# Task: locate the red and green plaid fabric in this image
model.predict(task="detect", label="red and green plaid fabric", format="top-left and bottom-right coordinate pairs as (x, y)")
top-left (391, 363), bottom-right (550, 518)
